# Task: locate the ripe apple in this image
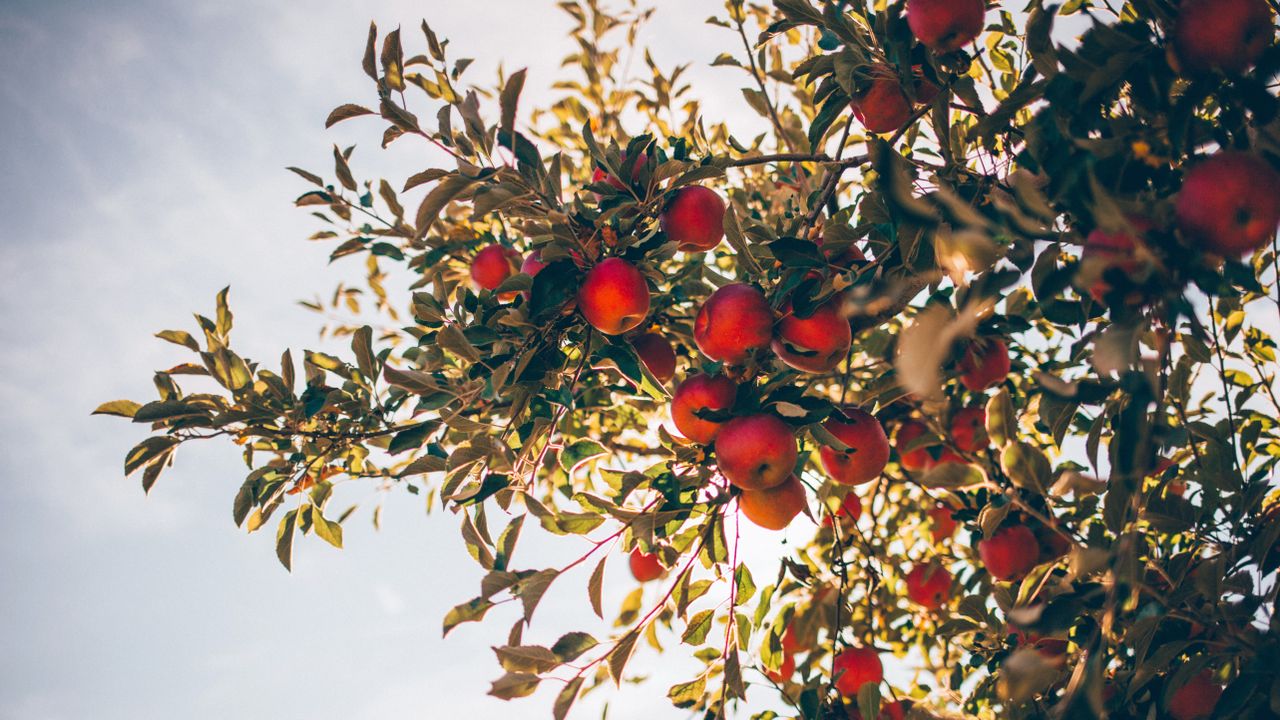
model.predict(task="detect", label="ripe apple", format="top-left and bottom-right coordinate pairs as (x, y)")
top-left (766, 652), bottom-right (796, 683)
top-left (781, 623), bottom-right (805, 654)
top-left (815, 235), bottom-right (866, 268)
top-left (1176, 152), bottom-right (1280, 257)
top-left (959, 337), bottom-right (1011, 392)
top-left (1034, 525), bottom-right (1071, 564)
top-left (950, 406), bottom-right (988, 452)
top-left (715, 414), bottom-right (798, 490)
top-left (819, 408), bottom-right (891, 485)
top-left (1172, 0), bottom-right (1274, 75)
top-left (591, 154), bottom-right (647, 192)
top-left (772, 299), bottom-right (853, 373)
top-left (1167, 670), bottom-right (1223, 720)
top-left (847, 699), bottom-right (909, 720)
top-left (850, 66), bottom-right (914, 135)
top-left (832, 646), bottom-right (884, 697)
top-left (907, 0), bottom-right (987, 53)
top-left (629, 548), bottom-right (664, 582)
top-left (694, 283), bottom-right (774, 365)
top-left (978, 524), bottom-right (1040, 581)
top-left (577, 257), bottom-right (650, 335)
top-left (631, 332), bottom-right (677, 383)
top-left (895, 420), bottom-right (934, 471)
top-left (671, 374), bottom-right (737, 444)
top-left (905, 563), bottom-right (952, 610)
top-left (470, 245), bottom-right (522, 291)
top-left (927, 505), bottom-right (958, 542)
top-left (823, 491), bottom-right (864, 528)
top-left (520, 250), bottom-right (547, 279)
top-left (1010, 625), bottom-right (1068, 665)
top-left (661, 186), bottom-right (726, 252)
top-left (739, 475), bottom-right (807, 530)
top-left (1080, 221), bottom-right (1148, 302)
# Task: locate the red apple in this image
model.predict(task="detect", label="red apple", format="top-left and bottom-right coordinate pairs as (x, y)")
top-left (577, 257), bottom-right (650, 335)
top-left (715, 414), bottom-right (798, 490)
top-left (1173, 0), bottom-right (1274, 75)
top-left (824, 491), bottom-right (864, 528)
top-left (766, 652), bottom-right (796, 683)
top-left (661, 186), bottom-right (726, 252)
top-left (907, 0), bottom-right (987, 53)
top-left (470, 245), bottom-right (522, 291)
top-left (739, 475), bottom-right (808, 530)
top-left (772, 299), bottom-right (853, 373)
top-left (591, 154), bottom-right (647, 192)
top-left (1035, 525), bottom-right (1072, 564)
top-left (631, 332), bottom-right (677, 383)
top-left (896, 420), bottom-right (934, 472)
top-left (978, 525), bottom-right (1040, 581)
top-left (1081, 220), bottom-right (1149, 301)
top-left (832, 646), bottom-right (884, 697)
top-left (905, 563), bottom-right (952, 610)
top-left (629, 548), bottom-right (664, 582)
top-left (694, 283), bottom-right (774, 365)
top-left (819, 408), bottom-right (891, 485)
top-left (1177, 152), bottom-right (1280, 257)
top-left (816, 235), bottom-right (867, 268)
top-left (950, 406), bottom-right (988, 453)
top-left (847, 700), bottom-right (909, 720)
top-left (671, 374), bottom-right (737, 445)
top-left (1167, 670), bottom-right (1223, 720)
top-left (959, 337), bottom-right (1011, 392)
top-left (850, 66), bottom-right (914, 135)
top-left (927, 505), bottom-right (959, 542)
top-left (520, 250), bottom-right (547, 278)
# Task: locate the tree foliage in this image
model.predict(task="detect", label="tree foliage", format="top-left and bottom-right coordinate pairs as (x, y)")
top-left (98, 1), bottom-right (1280, 718)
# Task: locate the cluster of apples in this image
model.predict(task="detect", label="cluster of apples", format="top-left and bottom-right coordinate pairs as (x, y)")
top-left (844, 0), bottom-right (985, 135)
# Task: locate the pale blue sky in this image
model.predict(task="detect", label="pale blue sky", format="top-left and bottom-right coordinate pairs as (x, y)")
top-left (0, 1), bottom-right (815, 718)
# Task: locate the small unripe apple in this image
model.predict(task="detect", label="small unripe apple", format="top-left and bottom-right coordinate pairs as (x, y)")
top-left (629, 548), bottom-right (664, 582)
top-left (959, 337), bottom-right (1011, 392)
top-left (661, 186), bottom-right (726, 252)
top-left (772, 299), bottom-right (853, 373)
top-left (631, 332), bottom-right (677, 383)
top-left (1176, 152), bottom-right (1280, 257)
top-left (470, 245), bottom-right (522, 291)
top-left (832, 646), bottom-right (883, 697)
top-left (739, 475), bottom-right (807, 530)
top-left (950, 406), bottom-right (988, 452)
top-left (1172, 0), bottom-right (1274, 75)
top-left (905, 563), bottom-right (952, 610)
top-left (907, 0), bottom-right (987, 53)
top-left (577, 257), bottom-right (650, 335)
top-left (694, 283), bottom-right (774, 365)
top-left (1167, 670), bottom-right (1223, 720)
top-left (895, 420), bottom-right (934, 472)
top-left (819, 408), bottom-right (890, 485)
top-left (927, 505), bottom-right (958, 542)
top-left (849, 67), bottom-right (914, 135)
top-left (978, 524), bottom-right (1040, 581)
top-left (715, 414), bottom-right (798, 491)
top-left (671, 374), bottom-right (737, 444)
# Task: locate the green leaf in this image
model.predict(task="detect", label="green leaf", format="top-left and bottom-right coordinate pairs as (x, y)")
top-left (588, 556), bottom-right (606, 619)
top-left (124, 436), bottom-right (179, 476)
top-left (325, 103), bottom-right (375, 128)
top-left (352, 325), bottom-right (376, 380)
top-left (559, 439), bottom-right (607, 473)
top-left (667, 674), bottom-right (707, 708)
top-left (494, 645), bottom-right (560, 674)
top-left (413, 173), bottom-right (475, 244)
top-left (550, 631), bottom-right (598, 662)
top-left (682, 609), bottom-right (715, 645)
top-left (488, 672), bottom-right (540, 700)
top-left (276, 509), bottom-right (298, 571)
top-left (499, 68), bottom-right (527, 141)
top-left (553, 676), bottom-right (583, 720)
top-left (313, 512), bottom-right (343, 549)
top-left (155, 330), bottom-right (200, 351)
top-left (443, 596), bottom-right (494, 636)
top-left (607, 629), bottom-right (640, 685)
top-left (93, 399), bottom-right (141, 418)
top-left (734, 564), bottom-right (756, 606)
top-left (986, 388), bottom-right (1017, 448)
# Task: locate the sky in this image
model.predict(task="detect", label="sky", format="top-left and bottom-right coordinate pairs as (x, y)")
top-left (0, 1), bottom-right (813, 718)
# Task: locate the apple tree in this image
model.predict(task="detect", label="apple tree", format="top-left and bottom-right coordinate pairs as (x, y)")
top-left (97, 0), bottom-right (1280, 718)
